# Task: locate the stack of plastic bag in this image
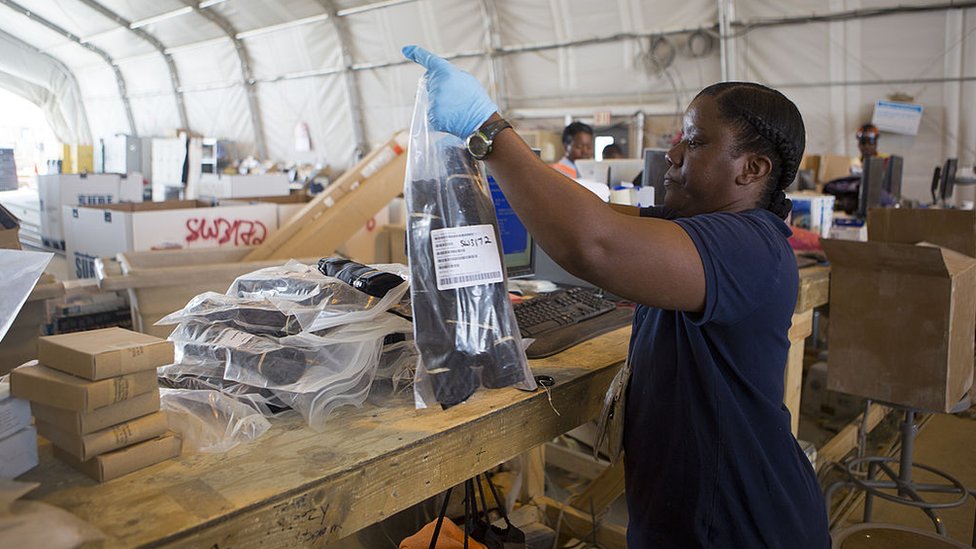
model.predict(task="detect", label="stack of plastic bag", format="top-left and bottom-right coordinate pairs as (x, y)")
top-left (156, 260), bottom-right (415, 432)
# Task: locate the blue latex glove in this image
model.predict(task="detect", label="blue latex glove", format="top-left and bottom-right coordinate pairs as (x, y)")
top-left (402, 45), bottom-right (498, 138)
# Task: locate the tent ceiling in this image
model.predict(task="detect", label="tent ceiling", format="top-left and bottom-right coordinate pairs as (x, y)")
top-left (0, 0), bottom-right (972, 205)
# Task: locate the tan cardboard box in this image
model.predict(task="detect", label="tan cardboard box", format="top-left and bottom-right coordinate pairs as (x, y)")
top-left (0, 203), bottom-right (20, 249)
top-left (31, 390), bottom-right (160, 435)
top-left (37, 411), bottom-right (168, 461)
top-left (54, 433), bottom-right (181, 482)
top-left (868, 208), bottom-right (976, 258)
top-left (11, 361), bottom-right (158, 412)
top-left (37, 327), bottom-right (173, 380)
top-left (822, 239), bottom-right (976, 412)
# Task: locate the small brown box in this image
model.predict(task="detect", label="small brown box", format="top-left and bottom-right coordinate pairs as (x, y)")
top-left (37, 411), bottom-right (169, 461)
top-left (31, 390), bottom-right (160, 435)
top-left (54, 433), bottom-right (181, 482)
top-left (822, 239), bottom-right (976, 412)
top-left (37, 328), bottom-right (173, 380)
top-left (10, 361), bottom-right (158, 412)
top-left (0, 204), bottom-right (20, 250)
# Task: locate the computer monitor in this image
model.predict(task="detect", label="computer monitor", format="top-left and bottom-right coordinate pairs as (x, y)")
top-left (575, 159), bottom-right (644, 186)
top-left (882, 155), bottom-right (903, 200)
top-left (483, 151), bottom-right (540, 279)
top-left (642, 148), bottom-right (669, 205)
top-left (939, 158), bottom-right (959, 202)
top-left (857, 156), bottom-right (886, 217)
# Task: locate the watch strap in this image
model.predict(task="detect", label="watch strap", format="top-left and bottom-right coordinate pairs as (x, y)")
top-left (479, 118), bottom-right (512, 141)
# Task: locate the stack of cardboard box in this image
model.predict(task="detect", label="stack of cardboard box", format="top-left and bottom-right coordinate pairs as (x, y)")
top-left (10, 327), bottom-right (181, 482)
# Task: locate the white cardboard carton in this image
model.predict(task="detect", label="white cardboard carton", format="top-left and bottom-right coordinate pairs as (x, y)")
top-left (63, 200), bottom-right (278, 279)
top-left (0, 381), bottom-right (31, 441)
top-left (197, 173), bottom-right (290, 199)
top-left (0, 426), bottom-right (38, 478)
top-left (37, 173), bottom-right (144, 249)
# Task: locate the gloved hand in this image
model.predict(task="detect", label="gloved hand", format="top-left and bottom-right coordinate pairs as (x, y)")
top-left (402, 45), bottom-right (498, 138)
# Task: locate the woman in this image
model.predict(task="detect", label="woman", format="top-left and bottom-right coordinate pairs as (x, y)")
top-left (403, 45), bottom-right (830, 548)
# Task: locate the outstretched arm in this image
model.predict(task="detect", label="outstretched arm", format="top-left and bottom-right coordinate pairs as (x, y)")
top-left (403, 46), bottom-right (705, 312)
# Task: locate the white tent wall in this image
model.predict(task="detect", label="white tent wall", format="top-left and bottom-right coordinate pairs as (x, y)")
top-left (732, 3), bottom-right (976, 204)
top-left (0, 0), bottom-right (971, 193)
top-left (0, 30), bottom-right (92, 144)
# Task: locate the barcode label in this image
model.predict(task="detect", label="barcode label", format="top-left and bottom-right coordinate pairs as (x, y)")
top-left (431, 224), bottom-right (504, 291)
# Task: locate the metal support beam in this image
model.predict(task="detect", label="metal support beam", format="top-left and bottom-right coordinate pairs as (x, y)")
top-left (74, 0), bottom-right (189, 129)
top-left (0, 0), bottom-right (137, 136)
top-left (183, 1), bottom-right (267, 159)
top-left (717, 0), bottom-right (733, 81)
top-left (315, 0), bottom-right (368, 160)
top-left (478, 0), bottom-right (508, 114)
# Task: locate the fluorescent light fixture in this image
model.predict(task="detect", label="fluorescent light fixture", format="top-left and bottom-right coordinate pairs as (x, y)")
top-left (235, 13), bottom-right (330, 40)
top-left (129, 7), bottom-right (193, 29)
top-left (198, 0), bottom-right (228, 7)
top-left (337, 0), bottom-right (419, 17)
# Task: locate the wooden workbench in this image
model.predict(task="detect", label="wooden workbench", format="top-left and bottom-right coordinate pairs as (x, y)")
top-left (21, 329), bottom-right (631, 548)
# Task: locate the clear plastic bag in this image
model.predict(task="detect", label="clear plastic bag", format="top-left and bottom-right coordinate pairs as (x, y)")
top-left (157, 261), bottom-right (410, 335)
top-left (404, 78), bottom-right (535, 408)
top-left (159, 388), bottom-right (271, 453)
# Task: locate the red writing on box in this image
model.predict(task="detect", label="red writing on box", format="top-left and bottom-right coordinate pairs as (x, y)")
top-left (185, 217), bottom-right (268, 246)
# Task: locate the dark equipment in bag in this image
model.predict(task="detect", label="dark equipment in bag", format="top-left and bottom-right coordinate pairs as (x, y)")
top-left (426, 473), bottom-right (526, 549)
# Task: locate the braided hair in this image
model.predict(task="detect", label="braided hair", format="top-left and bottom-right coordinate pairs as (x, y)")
top-left (697, 82), bottom-right (806, 220)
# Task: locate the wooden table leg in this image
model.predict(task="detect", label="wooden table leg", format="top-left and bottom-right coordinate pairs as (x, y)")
top-left (785, 309), bottom-right (814, 436)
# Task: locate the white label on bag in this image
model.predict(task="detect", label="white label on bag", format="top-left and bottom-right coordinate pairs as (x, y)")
top-left (431, 224), bottom-right (504, 291)
top-left (212, 329), bottom-right (255, 348)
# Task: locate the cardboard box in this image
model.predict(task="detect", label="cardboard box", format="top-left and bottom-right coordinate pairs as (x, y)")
top-left (54, 433), bottom-right (180, 482)
top-left (819, 154), bottom-right (853, 183)
top-left (37, 328), bottom-right (173, 380)
top-left (0, 426), bottom-right (38, 478)
top-left (31, 390), bottom-right (160, 435)
top-left (868, 208), bottom-right (976, 258)
top-left (197, 173), bottom-right (290, 199)
top-left (224, 193), bottom-right (311, 226)
top-left (0, 381), bottom-right (31, 440)
top-left (63, 200), bottom-right (278, 279)
top-left (0, 278), bottom-right (63, 376)
top-left (11, 361), bottom-right (158, 412)
top-left (37, 173), bottom-right (143, 250)
top-left (822, 239), bottom-right (976, 412)
top-left (37, 411), bottom-right (168, 461)
top-left (0, 203), bottom-right (20, 249)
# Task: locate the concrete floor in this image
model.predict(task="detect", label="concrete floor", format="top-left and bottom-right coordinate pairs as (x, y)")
top-left (837, 412), bottom-right (976, 547)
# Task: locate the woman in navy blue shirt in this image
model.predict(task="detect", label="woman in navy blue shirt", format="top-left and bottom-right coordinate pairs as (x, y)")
top-left (404, 46), bottom-right (830, 548)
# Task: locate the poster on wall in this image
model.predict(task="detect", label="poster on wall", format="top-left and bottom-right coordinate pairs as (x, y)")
top-left (872, 100), bottom-right (924, 136)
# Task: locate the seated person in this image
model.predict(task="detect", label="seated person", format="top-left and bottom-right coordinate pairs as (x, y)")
top-left (849, 123), bottom-right (887, 175)
top-left (824, 123), bottom-right (891, 213)
top-left (602, 143), bottom-right (625, 159)
top-left (550, 121), bottom-right (594, 178)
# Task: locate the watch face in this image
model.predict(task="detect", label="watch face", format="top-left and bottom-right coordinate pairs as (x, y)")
top-left (466, 132), bottom-right (490, 159)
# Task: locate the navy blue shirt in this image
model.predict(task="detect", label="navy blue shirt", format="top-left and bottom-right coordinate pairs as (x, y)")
top-left (624, 208), bottom-right (829, 548)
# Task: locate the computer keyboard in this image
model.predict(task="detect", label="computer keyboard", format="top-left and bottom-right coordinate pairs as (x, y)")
top-left (514, 287), bottom-right (617, 338)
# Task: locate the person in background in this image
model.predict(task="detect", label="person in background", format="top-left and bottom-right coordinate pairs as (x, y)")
top-left (550, 121), bottom-right (594, 178)
top-left (602, 143), bottom-right (625, 159)
top-left (403, 45), bottom-right (829, 548)
top-left (850, 123), bottom-right (887, 174)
